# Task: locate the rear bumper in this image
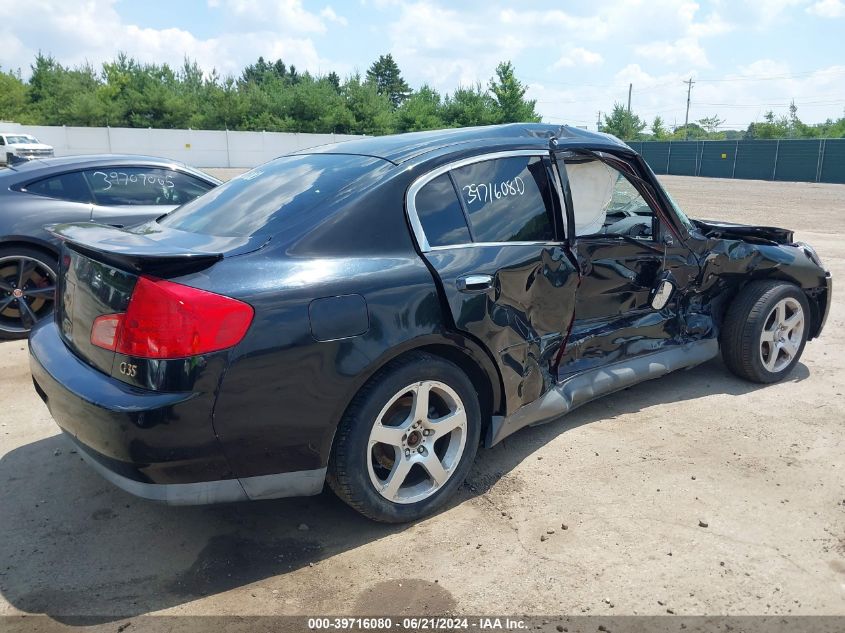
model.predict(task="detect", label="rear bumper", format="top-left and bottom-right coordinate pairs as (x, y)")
top-left (65, 432), bottom-right (325, 504)
top-left (29, 320), bottom-right (325, 504)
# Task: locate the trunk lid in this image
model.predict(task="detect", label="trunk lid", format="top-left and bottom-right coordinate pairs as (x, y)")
top-left (50, 221), bottom-right (266, 373)
top-left (58, 249), bottom-right (137, 374)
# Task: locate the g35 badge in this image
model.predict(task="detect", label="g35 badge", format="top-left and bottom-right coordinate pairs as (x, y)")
top-left (119, 362), bottom-right (138, 378)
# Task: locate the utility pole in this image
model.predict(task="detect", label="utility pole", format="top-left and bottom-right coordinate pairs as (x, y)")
top-left (683, 78), bottom-right (695, 140)
top-left (596, 111), bottom-right (602, 132)
top-left (627, 83), bottom-right (632, 113)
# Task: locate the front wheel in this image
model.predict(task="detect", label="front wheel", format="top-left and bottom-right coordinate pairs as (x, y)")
top-left (328, 352), bottom-right (481, 523)
top-left (0, 247), bottom-right (59, 340)
top-left (721, 280), bottom-right (810, 383)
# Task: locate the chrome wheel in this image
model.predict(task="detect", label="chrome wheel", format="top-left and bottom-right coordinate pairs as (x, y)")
top-left (367, 380), bottom-right (468, 505)
top-left (0, 255), bottom-right (57, 335)
top-left (759, 297), bottom-right (804, 373)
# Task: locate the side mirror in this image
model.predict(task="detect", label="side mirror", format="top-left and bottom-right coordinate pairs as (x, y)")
top-left (651, 279), bottom-right (674, 310)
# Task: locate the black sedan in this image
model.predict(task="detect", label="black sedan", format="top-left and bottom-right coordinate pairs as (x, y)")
top-left (29, 124), bottom-right (831, 522)
top-left (0, 155), bottom-right (220, 339)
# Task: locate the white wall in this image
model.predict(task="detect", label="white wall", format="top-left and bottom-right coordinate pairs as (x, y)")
top-left (0, 121), bottom-right (363, 168)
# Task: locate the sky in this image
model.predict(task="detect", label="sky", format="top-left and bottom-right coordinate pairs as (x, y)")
top-left (1, 0), bottom-right (844, 131)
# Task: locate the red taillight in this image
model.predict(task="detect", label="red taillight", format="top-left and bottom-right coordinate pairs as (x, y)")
top-left (90, 276), bottom-right (254, 359)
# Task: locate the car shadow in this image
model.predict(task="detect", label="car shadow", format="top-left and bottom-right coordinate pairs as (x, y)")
top-left (0, 358), bottom-right (808, 623)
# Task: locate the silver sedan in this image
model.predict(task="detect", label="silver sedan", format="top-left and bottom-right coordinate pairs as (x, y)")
top-left (0, 154), bottom-right (220, 339)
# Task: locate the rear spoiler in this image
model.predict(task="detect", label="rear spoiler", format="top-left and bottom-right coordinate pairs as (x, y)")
top-left (47, 222), bottom-right (224, 276)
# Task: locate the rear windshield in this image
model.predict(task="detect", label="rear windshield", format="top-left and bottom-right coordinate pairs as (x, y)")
top-left (158, 153), bottom-right (384, 238)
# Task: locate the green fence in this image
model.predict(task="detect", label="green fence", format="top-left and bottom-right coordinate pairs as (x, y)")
top-left (628, 139), bottom-right (845, 184)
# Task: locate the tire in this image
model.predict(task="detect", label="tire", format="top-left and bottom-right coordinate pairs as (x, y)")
top-left (328, 352), bottom-right (481, 523)
top-left (0, 246), bottom-right (59, 340)
top-left (721, 280), bottom-right (810, 383)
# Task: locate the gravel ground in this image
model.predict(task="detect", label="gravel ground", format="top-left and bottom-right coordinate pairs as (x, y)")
top-left (0, 175), bottom-right (843, 622)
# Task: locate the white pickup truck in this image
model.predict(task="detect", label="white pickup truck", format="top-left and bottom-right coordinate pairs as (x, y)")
top-left (0, 132), bottom-right (55, 165)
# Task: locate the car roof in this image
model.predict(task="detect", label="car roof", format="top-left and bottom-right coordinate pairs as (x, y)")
top-left (8, 154), bottom-right (184, 171)
top-left (0, 154), bottom-right (221, 184)
top-left (297, 123), bottom-right (630, 165)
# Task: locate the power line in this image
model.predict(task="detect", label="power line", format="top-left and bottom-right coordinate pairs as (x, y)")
top-left (533, 67), bottom-right (845, 129)
top-left (526, 67), bottom-right (845, 98)
top-left (533, 95), bottom-right (621, 105)
top-left (696, 68), bottom-right (845, 83)
top-left (697, 100), bottom-right (845, 108)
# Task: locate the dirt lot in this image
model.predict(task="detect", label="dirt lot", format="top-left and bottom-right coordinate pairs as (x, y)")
top-left (1, 175), bottom-right (843, 622)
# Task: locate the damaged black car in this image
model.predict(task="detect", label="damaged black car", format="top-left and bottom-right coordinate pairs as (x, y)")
top-left (29, 124), bottom-right (832, 522)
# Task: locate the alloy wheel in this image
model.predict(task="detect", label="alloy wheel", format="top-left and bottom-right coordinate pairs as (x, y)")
top-left (759, 297), bottom-right (804, 373)
top-left (367, 380), bottom-right (468, 504)
top-left (0, 255), bottom-right (57, 335)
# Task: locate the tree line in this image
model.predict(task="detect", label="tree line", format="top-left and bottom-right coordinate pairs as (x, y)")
top-left (0, 53), bottom-right (539, 135)
top-left (600, 102), bottom-right (845, 141)
top-left (3, 53), bottom-right (842, 140)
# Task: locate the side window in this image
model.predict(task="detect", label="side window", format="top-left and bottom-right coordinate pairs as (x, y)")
top-left (23, 172), bottom-right (92, 204)
top-left (451, 156), bottom-right (555, 243)
top-left (415, 173), bottom-right (471, 247)
top-left (565, 159), bottom-right (656, 239)
top-left (166, 171), bottom-right (215, 204)
top-left (83, 168), bottom-right (214, 206)
top-left (0, 137), bottom-right (5, 146)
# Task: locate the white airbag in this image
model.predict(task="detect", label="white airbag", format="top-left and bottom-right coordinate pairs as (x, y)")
top-left (567, 161), bottom-right (617, 236)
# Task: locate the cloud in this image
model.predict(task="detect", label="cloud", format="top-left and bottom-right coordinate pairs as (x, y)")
top-left (206, 0), bottom-right (342, 33)
top-left (689, 12), bottom-right (735, 37)
top-left (381, 0), bottom-right (828, 130)
top-left (635, 38), bottom-right (711, 67)
top-left (597, 60), bottom-right (845, 131)
top-left (735, 0), bottom-right (806, 26)
top-left (0, 0), bottom-right (343, 78)
top-left (498, 8), bottom-right (608, 41)
top-left (552, 48), bottom-right (604, 69)
top-left (806, 0), bottom-right (845, 17)
top-left (1, 0), bottom-right (843, 132)
top-left (387, 2), bottom-right (534, 90)
top-left (529, 57), bottom-right (845, 134)
top-left (320, 6), bottom-right (349, 26)
top-left (385, 0), bottom-right (736, 94)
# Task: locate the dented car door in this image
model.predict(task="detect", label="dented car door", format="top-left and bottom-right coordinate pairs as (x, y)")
top-left (407, 151), bottom-right (579, 416)
top-left (554, 150), bottom-right (702, 378)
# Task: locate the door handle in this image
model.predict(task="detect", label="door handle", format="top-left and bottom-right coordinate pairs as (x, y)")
top-left (456, 274), bottom-right (493, 292)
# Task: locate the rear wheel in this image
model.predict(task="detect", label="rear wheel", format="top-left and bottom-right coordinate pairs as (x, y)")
top-left (721, 280), bottom-right (809, 383)
top-left (328, 352), bottom-right (481, 523)
top-left (0, 247), bottom-right (58, 340)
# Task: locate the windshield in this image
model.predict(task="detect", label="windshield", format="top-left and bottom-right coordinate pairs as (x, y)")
top-left (5, 135), bottom-right (37, 144)
top-left (663, 189), bottom-right (695, 231)
top-left (158, 153), bottom-right (385, 238)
